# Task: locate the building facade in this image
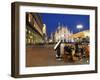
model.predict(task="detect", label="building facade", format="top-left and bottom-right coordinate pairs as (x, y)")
top-left (50, 23), bottom-right (73, 43)
top-left (26, 13), bottom-right (44, 45)
top-left (69, 30), bottom-right (90, 43)
top-left (42, 24), bottom-right (48, 43)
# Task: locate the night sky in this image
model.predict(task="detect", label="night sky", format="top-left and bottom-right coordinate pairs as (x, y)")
top-left (40, 13), bottom-right (90, 37)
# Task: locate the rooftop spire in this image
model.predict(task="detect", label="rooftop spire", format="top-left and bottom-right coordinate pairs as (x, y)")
top-left (58, 22), bottom-right (60, 27)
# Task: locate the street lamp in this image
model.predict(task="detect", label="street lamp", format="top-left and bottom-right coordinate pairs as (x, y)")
top-left (76, 24), bottom-right (83, 32)
top-left (76, 24), bottom-right (83, 43)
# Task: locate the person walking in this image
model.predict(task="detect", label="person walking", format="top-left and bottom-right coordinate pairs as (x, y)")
top-left (54, 40), bottom-right (62, 60)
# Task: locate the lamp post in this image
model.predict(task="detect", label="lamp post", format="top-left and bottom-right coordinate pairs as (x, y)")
top-left (76, 24), bottom-right (83, 32)
top-left (76, 24), bottom-right (83, 43)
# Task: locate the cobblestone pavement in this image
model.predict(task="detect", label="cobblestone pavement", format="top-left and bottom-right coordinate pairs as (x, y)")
top-left (26, 45), bottom-right (89, 67)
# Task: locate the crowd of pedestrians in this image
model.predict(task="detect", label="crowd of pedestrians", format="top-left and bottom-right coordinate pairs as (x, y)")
top-left (54, 40), bottom-right (89, 63)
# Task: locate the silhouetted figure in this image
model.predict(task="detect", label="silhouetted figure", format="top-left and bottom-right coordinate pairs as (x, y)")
top-left (54, 40), bottom-right (62, 60)
top-left (81, 45), bottom-right (85, 57)
top-left (75, 43), bottom-right (79, 54)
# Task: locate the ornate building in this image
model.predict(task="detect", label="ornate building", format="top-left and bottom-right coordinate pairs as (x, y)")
top-left (69, 30), bottom-right (90, 43)
top-left (50, 23), bottom-right (73, 43)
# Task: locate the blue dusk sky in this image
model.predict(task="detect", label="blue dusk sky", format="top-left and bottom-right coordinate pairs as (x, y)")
top-left (40, 13), bottom-right (90, 37)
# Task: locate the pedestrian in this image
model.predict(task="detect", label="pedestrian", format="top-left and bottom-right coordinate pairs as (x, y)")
top-left (60, 43), bottom-right (65, 57)
top-left (54, 40), bottom-right (62, 60)
top-left (75, 43), bottom-right (79, 55)
top-left (81, 45), bottom-right (85, 57)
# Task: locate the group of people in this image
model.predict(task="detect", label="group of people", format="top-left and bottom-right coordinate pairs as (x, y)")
top-left (54, 40), bottom-right (89, 62)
